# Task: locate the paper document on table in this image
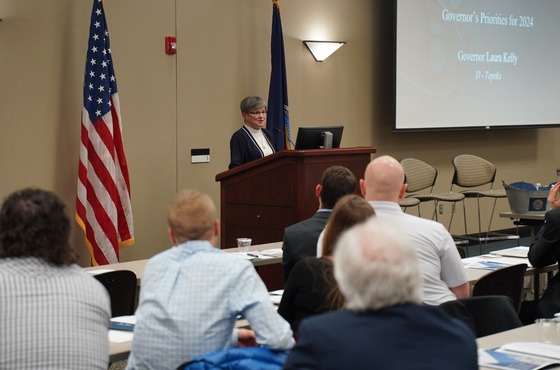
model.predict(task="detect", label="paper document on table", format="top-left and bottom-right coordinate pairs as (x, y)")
top-left (110, 315), bottom-right (136, 331)
top-left (229, 252), bottom-right (274, 260)
top-left (269, 295), bottom-right (282, 305)
top-left (269, 289), bottom-right (284, 305)
top-left (464, 260), bottom-right (513, 270)
top-left (228, 252), bottom-right (254, 260)
top-left (478, 342), bottom-right (560, 369)
top-left (257, 248), bottom-right (283, 258)
top-left (109, 330), bottom-right (134, 344)
top-left (491, 246), bottom-right (530, 258)
top-left (86, 268), bottom-right (114, 275)
top-left (501, 342), bottom-right (560, 361)
top-left (247, 253), bottom-right (274, 259)
top-left (464, 255), bottom-right (529, 270)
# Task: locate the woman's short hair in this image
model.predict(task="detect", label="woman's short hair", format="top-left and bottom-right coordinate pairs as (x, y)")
top-left (240, 96), bottom-right (267, 113)
top-left (0, 188), bottom-right (76, 265)
top-left (334, 217), bottom-right (422, 310)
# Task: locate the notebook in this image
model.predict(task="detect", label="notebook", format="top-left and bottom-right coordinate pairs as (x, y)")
top-left (479, 342), bottom-right (560, 370)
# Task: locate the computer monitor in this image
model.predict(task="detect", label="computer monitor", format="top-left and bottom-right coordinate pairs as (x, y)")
top-left (294, 126), bottom-right (344, 150)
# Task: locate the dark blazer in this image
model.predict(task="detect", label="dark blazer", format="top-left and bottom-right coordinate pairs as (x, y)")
top-left (283, 305), bottom-right (478, 370)
top-left (528, 207), bottom-right (560, 317)
top-left (281, 211), bottom-right (331, 281)
top-left (229, 126), bottom-right (277, 169)
top-left (278, 257), bottom-right (334, 331)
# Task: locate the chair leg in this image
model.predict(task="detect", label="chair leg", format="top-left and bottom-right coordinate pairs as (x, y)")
top-left (447, 204), bottom-right (456, 231)
top-left (486, 198), bottom-right (498, 233)
top-left (432, 200), bottom-right (439, 221)
top-left (476, 196), bottom-right (484, 255)
top-left (462, 200), bottom-right (468, 240)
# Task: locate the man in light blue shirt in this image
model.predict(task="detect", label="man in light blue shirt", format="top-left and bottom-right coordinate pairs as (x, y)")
top-left (126, 189), bottom-right (294, 370)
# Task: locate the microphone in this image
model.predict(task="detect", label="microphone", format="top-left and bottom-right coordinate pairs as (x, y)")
top-left (274, 128), bottom-right (296, 150)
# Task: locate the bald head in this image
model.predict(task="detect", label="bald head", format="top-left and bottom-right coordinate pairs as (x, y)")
top-left (360, 155), bottom-right (406, 202)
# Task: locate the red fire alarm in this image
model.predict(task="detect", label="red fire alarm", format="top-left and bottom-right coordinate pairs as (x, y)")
top-left (165, 36), bottom-right (177, 55)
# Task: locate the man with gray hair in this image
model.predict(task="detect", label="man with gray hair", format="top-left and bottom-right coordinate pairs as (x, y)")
top-left (283, 218), bottom-right (477, 370)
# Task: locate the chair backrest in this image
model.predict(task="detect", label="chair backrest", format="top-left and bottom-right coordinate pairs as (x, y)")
top-left (94, 270), bottom-right (137, 317)
top-left (440, 295), bottom-right (522, 337)
top-left (451, 154), bottom-right (497, 189)
top-left (400, 157), bottom-right (438, 194)
top-left (471, 263), bottom-right (528, 314)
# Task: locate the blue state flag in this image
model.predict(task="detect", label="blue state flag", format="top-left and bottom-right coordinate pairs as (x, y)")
top-left (266, 0), bottom-right (290, 150)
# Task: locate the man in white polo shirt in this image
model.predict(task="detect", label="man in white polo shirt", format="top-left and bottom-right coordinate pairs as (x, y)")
top-left (360, 155), bottom-right (470, 305)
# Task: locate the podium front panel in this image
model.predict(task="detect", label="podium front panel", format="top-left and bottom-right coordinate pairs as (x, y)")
top-left (217, 147), bottom-right (376, 249)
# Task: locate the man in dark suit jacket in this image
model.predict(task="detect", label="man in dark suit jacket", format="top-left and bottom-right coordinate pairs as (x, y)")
top-left (281, 166), bottom-right (357, 281)
top-left (529, 181), bottom-right (560, 318)
top-left (284, 218), bottom-right (478, 370)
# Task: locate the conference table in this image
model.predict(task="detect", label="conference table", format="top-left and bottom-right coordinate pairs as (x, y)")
top-left (85, 241), bottom-right (283, 285)
top-left (499, 211), bottom-right (545, 239)
top-left (86, 242), bottom-right (283, 363)
top-left (477, 323), bottom-right (560, 369)
top-left (464, 246), bottom-right (557, 298)
top-left (97, 243), bottom-right (557, 363)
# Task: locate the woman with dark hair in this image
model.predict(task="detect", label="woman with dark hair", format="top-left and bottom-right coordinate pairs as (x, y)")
top-left (278, 194), bottom-right (375, 332)
top-left (0, 188), bottom-right (111, 369)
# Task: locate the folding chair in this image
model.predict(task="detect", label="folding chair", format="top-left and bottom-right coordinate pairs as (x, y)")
top-left (452, 154), bottom-right (520, 254)
top-left (94, 270), bottom-right (138, 317)
top-left (471, 263), bottom-right (528, 314)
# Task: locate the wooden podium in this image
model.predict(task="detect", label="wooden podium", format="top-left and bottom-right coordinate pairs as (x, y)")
top-left (215, 146), bottom-right (376, 249)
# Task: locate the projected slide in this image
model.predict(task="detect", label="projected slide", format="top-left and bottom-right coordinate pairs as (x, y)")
top-left (395, 0), bottom-right (560, 131)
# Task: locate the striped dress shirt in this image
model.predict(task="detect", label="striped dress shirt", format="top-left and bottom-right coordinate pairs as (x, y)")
top-left (0, 257), bottom-right (111, 369)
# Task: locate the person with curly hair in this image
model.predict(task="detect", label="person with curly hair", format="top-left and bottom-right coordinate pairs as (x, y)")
top-left (0, 188), bottom-right (111, 369)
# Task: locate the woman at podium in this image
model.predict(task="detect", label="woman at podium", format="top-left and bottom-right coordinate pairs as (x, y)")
top-left (229, 96), bottom-right (277, 169)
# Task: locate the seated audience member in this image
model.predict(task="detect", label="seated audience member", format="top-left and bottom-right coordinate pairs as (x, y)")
top-left (0, 188), bottom-right (111, 369)
top-left (278, 195), bottom-right (374, 331)
top-left (360, 155), bottom-right (470, 305)
top-left (529, 180), bottom-right (560, 318)
top-left (283, 218), bottom-right (478, 370)
top-left (229, 96), bottom-right (277, 169)
top-left (126, 189), bottom-right (294, 370)
top-left (282, 165), bottom-right (357, 281)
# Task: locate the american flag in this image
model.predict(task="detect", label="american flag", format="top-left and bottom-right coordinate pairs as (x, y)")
top-left (76, 0), bottom-right (134, 265)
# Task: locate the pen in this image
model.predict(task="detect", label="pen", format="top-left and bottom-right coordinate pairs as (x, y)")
top-left (247, 253), bottom-right (260, 258)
